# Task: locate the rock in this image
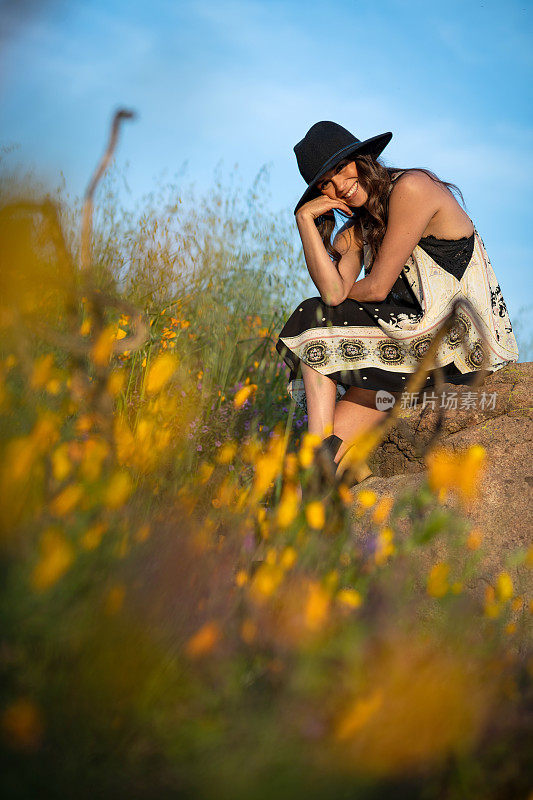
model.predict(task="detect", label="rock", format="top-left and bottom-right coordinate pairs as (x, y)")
top-left (356, 362), bottom-right (533, 578)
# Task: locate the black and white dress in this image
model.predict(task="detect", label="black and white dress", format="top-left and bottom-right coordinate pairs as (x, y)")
top-left (275, 171), bottom-right (519, 411)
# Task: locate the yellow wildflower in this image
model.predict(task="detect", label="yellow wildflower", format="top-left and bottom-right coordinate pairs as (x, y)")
top-left (305, 500), bottom-right (325, 530)
top-left (505, 622), bottom-right (517, 635)
top-left (50, 484), bottom-right (83, 517)
top-left (106, 370), bottom-right (126, 397)
top-left (335, 689), bottom-right (383, 741)
top-left (76, 415), bottom-right (93, 434)
top-left (240, 618), bottom-right (257, 644)
top-left (198, 461), bottom-right (215, 484)
top-left (105, 584), bottom-right (126, 615)
top-left (495, 571), bottom-right (513, 602)
top-left (235, 570), bottom-right (248, 587)
top-left (45, 378), bottom-right (61, 395)
top-left (283, 453), bottom-right (299, 480)
top-left (375, 526), bottom-right (395, 566)
top-left (91, 325), bottom-right (116, 367)
top-left (372, 494), bottom-right (393, 524)
top-left (249, 434), bottom-right (285, 504)
top-left (81, 522), bottom-right (106, 551)
top-left (185, 621), bottom-right (220, 658)
top-left (427, 445), bottom-right (487, 504)
top-left (30, 354), bottom-right (54, 389)
top-left (234, 384), bottom-right (257, 408)
top-left (304, 581), bottom-right (330, 631)
top-left (298, 432), bottom-right (321, 469)
top-left (217, 442), bottom-right (237, 464)
top-left (104, 471), bottom-right (132, 509)
top-left (31, 528), bottom-right (74, 591)
top-left (467, 528), bottom-right (483, 550)
top-left (337, 482), bottom-right (354, 506)
top-left (249, 563), bottom-right (284, 602)
top-left (212, 476), bottom-right (235, 508)
top-left (337, 588), bottom-right (363, 609)
top-left (241, 439), bottom-right (262, 463)
top-left (484, 585), bottom-right (500, 618)
top-left (146, 353), bottom-right (178, 394)
top-left (80, 437), bottom-right (109, 482)
top-left (277, 484), bottom-right (300, 528)
top-left (280, 546), bottom-right (297, 570)
top-left (357, 489), bottom-right (377, 509)
top-left (427, 562), bottom-right (450, 598)
top-left (135, 524), bottom-right (150, 543)
top-left (51, 444), bottom-right (72, 482)
top-left (1, 699), bottom-right (43, 751)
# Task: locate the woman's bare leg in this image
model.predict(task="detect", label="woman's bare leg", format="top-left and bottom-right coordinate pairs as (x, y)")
top-left (301, 368), bottom-right (390, 483)
top-left (301, 361), bottom-right (338, 436)
top-left (332, 387), bottom-right (388, 479)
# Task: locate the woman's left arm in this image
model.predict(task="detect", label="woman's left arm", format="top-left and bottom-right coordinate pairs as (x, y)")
top-left (346, 172), bottom-right (441, 303)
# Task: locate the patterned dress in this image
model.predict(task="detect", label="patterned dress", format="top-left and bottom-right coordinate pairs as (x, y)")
top-left (275, 171), bottom-right (519, 412)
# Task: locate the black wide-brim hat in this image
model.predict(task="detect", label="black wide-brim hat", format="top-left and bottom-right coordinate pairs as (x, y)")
top-left (293, 121), bottom-right (392, 215)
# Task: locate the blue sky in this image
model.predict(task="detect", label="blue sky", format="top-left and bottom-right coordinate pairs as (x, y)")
top-left (1, 0), bottom-right (532, 335)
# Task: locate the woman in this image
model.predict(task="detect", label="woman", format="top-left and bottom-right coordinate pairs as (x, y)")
top-left (275, 121), bottom-right (519, 480)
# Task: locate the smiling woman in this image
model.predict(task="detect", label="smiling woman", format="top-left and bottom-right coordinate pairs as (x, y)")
top-left (275, 121), bottom-right (519, 480)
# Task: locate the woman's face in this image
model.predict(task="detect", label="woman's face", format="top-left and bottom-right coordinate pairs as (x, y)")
top-left (316, 158), bottom-right (368, 207)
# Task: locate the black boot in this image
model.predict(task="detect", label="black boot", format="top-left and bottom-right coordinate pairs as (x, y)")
top-left (311, 434), bottom-right (343, 492)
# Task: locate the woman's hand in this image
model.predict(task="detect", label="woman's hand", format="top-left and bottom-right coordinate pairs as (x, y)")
top-left (294, 195), bottom-right (360, 306)
top-left (295, 194), bottom-right (353, 223)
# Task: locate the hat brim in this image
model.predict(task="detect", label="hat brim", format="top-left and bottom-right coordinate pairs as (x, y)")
top-left (293, 131), bottom-right (393, 215)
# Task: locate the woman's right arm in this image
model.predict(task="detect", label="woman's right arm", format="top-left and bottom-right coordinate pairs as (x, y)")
top-left (296, 198), bottom-right (372, 305)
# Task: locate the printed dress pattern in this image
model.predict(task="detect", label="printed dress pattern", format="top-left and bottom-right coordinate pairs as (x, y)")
top-left (276, 183), bottom-right (519, 412)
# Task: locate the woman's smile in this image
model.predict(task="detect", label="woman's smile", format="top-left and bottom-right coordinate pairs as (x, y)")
top-left (343, 180), bottom-right (358, 200)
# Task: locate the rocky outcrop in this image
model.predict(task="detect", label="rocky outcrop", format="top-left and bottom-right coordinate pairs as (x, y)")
top-left (359, 362), bottom-right (533, 572)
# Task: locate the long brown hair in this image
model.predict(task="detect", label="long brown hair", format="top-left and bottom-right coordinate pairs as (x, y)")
top-left (317, 154), bottom-right (466, 267)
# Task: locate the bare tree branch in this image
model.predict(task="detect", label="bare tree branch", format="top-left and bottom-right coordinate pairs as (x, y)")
top-left (80, 108), bottom-right (136, 273)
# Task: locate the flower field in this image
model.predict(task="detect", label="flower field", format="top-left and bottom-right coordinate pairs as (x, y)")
top-left (0, 162), bottom-right (531, 800)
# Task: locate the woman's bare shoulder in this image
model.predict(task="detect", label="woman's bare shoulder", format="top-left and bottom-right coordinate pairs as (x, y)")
top-left (390, 169), bottom-right (446, 199)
